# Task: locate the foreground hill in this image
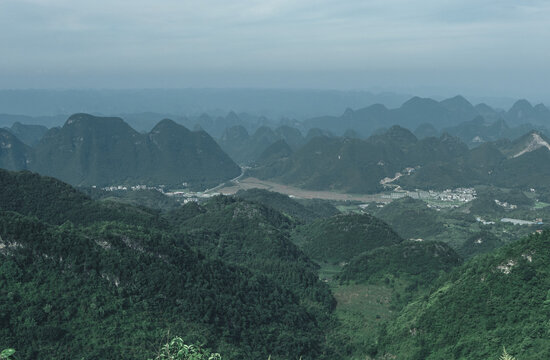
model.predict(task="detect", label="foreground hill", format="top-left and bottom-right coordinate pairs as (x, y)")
top-left (338, 240), bottom-right (462, 285)
top-left (291, 213), bottom-right (402, 263)
top-left (371, 197), bottom-right (446, 240)
top-left (379, 231), bottom-right (550, 360)
top-left (234, 188), bottom-right (339, 223)
top-left (0, 169), bottom-right (334, 359)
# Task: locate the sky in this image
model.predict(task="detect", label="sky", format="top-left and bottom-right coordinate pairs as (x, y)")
top-left (1, 0), bottom-right (549, 101)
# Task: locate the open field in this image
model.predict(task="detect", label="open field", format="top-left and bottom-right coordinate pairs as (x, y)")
top-left (213, 177), bottom-right (392, 203)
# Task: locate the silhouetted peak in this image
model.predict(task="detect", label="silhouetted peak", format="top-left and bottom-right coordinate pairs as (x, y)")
top-left (440, 95), bottom-right (474, 109)
top-left (401, 96), bottom-right (439, 109)
top-left (510, 99), bottom-right (534, 111)
top-left (534, 103), bottom-right (550, 113)
top-left (64, 113), bottom-right (128, 130)
top-left (383, 125), bottom-right (418, 143)
top-left (343, 108), bottom-right (355, 117)
top-left (226, 111), bottom-right (240, 121)
top-left (221, 125), bottom-right (249, 141)
top-left (151, 118), bottom-right (190, 134)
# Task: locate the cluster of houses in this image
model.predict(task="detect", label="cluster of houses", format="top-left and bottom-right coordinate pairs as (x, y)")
top-left (101, 184), bottom-right (166, 192)
top-left (381, 187), bottom-right (477, 203)
top-left (494, 199), bottom-right (518, 210)
top-left (99, 183), bottom-right (218, 204)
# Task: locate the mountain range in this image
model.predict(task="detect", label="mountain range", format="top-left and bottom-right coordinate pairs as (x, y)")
top-left (303, 96), bottom-right (550, 137)
top-left (218, 125), bottom-right (305, 164)
top-left (0, 113), bottom-right (241, 189)
top-left (250, 124), bottom-right (550, 193)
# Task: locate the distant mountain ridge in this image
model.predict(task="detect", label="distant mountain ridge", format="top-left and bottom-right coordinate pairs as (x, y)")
top-left (0, 113), bottom-right (241, 188)
top-left (218, 125), bottom-right (305, 164)
top-left (303, 96), bottom-right (550, 137)
top-left (251, 125), bottom-right (550, 193)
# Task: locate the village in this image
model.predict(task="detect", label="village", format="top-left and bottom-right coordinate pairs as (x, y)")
top-left (100, 184), bottom-right (220, 203)
top-left (381, 187), bottom-right (477, 206)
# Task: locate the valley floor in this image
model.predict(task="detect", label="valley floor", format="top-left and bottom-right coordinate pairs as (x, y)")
top-left (214, 176), bottom-right (392, 203)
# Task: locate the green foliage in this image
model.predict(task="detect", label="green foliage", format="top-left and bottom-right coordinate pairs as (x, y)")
top-left (87, 188), bottom-right (181, 212)
top-left (0, 168), bottom-right (164, 227)
top-left (338, 240), bottom-right (462, 285)
top-left (500, 347), bottom-right (516, 360)
top-left (371, 197), bottom-right (445, 240)
top-left (169, 196), bottom-right (336, 312)
top-left (234, 188), bottom-right (338, 223)
top-left (378, 232), bottom-right (550, 359)
top-left (149, 338), bottom-right (221, 360)
top-left (250, 127), bottom-right (473, 193)
top-left (0, 349), bottom-right (16, 360)
top-left (0, 171), bottom-right (336, 359)
top-left (291, 213), bottom-right (402, 263)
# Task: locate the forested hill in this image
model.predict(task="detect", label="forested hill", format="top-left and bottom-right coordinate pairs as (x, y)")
top-left (378, 231), bottom-right (550, 360)
top-left (1, 113), bottom-right (241, 189)
top-left (0, 169), bottom-right (335, 359)
top-left (250, 126), bottom-right (550, 193)
top-left (290, 213), bottom-right (402, 263)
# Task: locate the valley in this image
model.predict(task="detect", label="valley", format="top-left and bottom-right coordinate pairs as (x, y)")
top-left (2, 96), bottom-right (550, 359)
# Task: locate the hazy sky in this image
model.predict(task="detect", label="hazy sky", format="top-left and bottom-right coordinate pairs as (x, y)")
top-left (1, 0), bottom-right (549, 100)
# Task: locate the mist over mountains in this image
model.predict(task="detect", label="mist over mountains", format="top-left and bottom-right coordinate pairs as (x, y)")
top-left (3, 93), bottom-right (550, 194)
top-left (1, 113), bottom-right (240, 188)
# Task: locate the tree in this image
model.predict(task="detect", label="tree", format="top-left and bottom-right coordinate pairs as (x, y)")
top-left (149, 337), bottom-right (221, 360)
top-left (0, 349), bottom-right (15, 360)
top-left (500, 347), bottom-right (516, 360)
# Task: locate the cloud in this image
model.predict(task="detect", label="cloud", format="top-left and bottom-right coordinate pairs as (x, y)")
top-left (0, 0), bottom-right (549, 98)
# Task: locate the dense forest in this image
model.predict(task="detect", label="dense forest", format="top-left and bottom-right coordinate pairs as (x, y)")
top-left (0, 168), bottom-right (545, 360)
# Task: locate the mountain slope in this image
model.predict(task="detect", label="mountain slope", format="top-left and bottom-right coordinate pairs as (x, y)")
top-left (169, 196), bottom-right (336, 311)
top-left (380, 231), bottom-right (550, 360)
top-left (30, 114), bottom-right (240, 188)
top-left (218, 125), bottom-right (305, 164)
top-left (338, 240), bottom-right (462, 285)
top-left (291, 213), bottom-right (402, 263)
top-left (251, 127), bottom-right (470, 193)
top-left (5, 122), bottom-right (49, 146)
top-left (0, 129), bottom-right (31, 171)
top-left (234, 188), bottom-right (339, 223)
top-left (0, 169), bottom-right (336, 359)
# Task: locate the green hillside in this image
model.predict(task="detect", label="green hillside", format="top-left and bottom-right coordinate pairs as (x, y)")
top-left (338, 240), bottom-right (462, 285)
top-left (379, 231), bottom-right (550, 360)
top-left (291, 213), bottom-right (402, 263)
top-left (0, 169), bottom-right (335, 359)
top-left (0, 169), bottom-right (163, 227)
top-left (234, 188), bottom-right (339, 223)
top-left (250, 127), bottom-right (472, 193)
top-left (372, 197), bottom-right (445, 240)
top-left (169, 196), bottom-right (336, 311)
